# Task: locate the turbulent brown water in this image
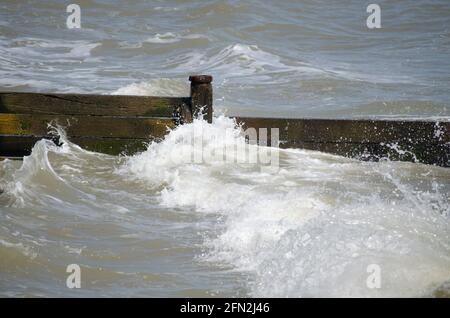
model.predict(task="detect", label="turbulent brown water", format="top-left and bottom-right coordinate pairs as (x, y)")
top-left (0, 0), bottom-right (449, 297)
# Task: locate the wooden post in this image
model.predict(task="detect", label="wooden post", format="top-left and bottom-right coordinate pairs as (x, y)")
top-left (189, 75), bottom-right (213, 123)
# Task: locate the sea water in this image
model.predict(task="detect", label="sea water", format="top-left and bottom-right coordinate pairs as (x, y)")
top-left (0, 0), bottom-right (449, 297)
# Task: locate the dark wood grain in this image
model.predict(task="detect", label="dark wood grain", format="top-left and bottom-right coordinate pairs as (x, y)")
top-left (190, 75), bottom-right (213, 123)
top-left (235, 117), bottom-right (450, 167)
top-left (0, 92), bottom-right (190, 117)
top-left (0, 113), bottom-right (175, 138)
top-left (0, 135), bottom-right (150, 157)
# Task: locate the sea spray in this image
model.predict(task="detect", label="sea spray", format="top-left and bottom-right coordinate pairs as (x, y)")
top-left (1, 118), bottom-right (449, 297)
top-left (121, 116), bottom-right (450, 297)
top-left (1, 0), bottom-right (450, 298)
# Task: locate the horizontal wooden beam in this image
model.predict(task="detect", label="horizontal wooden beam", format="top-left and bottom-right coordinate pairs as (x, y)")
top-left (0, 114), bottom-right (174, 139)
top-left (0, 75), bottom-right (217, 158)
top-left (287, 141), bottom-right (448, 167)
top-left (0, 76), bottom-right (447, 168)
top-left (235, 117), bottom-right (449, 143)
top-left (235, 117), bottom-right (450, 167)
top-left (0, 112), bottom-right (175, 156)
top-left (0, 135), bottom-right (150, 157)
top-left (0, 156), bottom-right (22, 161)
top-left (0, 92), bottom-right (190, 117)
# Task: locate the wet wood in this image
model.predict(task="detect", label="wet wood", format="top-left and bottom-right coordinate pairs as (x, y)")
top-left (0, 156), bottom-right (22, 161)
top-left (0, 135), bottom-right (150, 157)
top-left (0, 113), bottom-right (174, 139)
top-left (235, 117), bottom-right (450, 143)
top-left (0, 92), bottom-right (190, 117)
top-left (189, 75), bottom-right (213, 123)
top-left (0, 135), bottom-right (51, 157)
top-left (235, 117), bottom-right (450, 167)
top-left (1, 75), bottom-right (448, 167)
top-left (0, 75), bottom-right (212, 158)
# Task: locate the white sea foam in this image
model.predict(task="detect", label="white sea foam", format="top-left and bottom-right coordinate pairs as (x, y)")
top-left (1, 109), bottom-right (448, 298)
top-left (0, 99), bottom-right (448, 298)
top-left (154, 7), bottom-right (180, 12)
top-left (120, 116), bottom-right (450, 297)
top-left (111, 78), bottom-right (189, 96)
top-left (1, 0), bottom-right (450, 298)
top-left (145, 33), bottom-right (206, 44)
top-left (1, 125), bottom-right (102, 208)
top-left (4, 38), bottom-right (100, 60)
top-left (0, 37), bottom-right (101, 92)
top-left (169, 44), bottom-right (324, 80)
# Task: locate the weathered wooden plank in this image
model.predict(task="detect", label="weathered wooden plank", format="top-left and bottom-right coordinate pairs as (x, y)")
top-left (235, 117), bottom-right (450, 167)
top-left (282, 141), bottom-right (449, 167)
top-left (0, 92), bottom-right (190, 117)
top-left (0, 156), bottom-right (22, 161)
top-left (0, 113), bottom-right (175, 139)
top-left (1, 75), bottom-right (447, 168)
top-left (235, 117), bottom-right (450, 144)
top-left (70, 137), bottom-right (149, 155)
top-left (0, 75), bottom-right (216, 158)
top-left (0, 135), bottom-right (150, 157)
top-left (0, 136), bottom-right (46, 157)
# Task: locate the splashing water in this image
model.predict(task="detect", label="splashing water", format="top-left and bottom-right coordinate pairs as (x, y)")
top-left (120, 116), bottom-right (450, 297)
top-left (0, 0), bottom-right (450, 296)
top-left (2, 116), bottom-right (448, 297)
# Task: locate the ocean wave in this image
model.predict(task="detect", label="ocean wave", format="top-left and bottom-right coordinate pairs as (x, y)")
top-left (144, 32), bottom-right (208, 44)
top-left (119, 115), bottom-right (450, 297)
top-left (1, 115), bottom-right (449, 297)
top-left (1, 0), bottom-right (450, 297)
top-left (0, 239), bottom-right (37, 259)
top-left (111, 78), bottom-right (189, 96)
top-left (2, 37), bottom-right (100, 61)
top-left (168, 43), bottom-right (325, 81)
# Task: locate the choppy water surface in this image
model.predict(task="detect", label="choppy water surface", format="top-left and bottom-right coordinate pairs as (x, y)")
top-left (0, 1), bottom-right (449, 297)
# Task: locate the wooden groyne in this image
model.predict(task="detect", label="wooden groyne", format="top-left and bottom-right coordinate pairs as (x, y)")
top-left (236, 117), bottom-right (449, 167)
top-left (0, 75), bottom-right (211, 157)
top-left (0, 75), bottom-right (448, 167)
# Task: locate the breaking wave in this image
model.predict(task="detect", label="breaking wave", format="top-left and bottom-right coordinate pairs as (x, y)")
top-left (119, 116), bottom-right (450, 297)
top-left (1, 116), bottom-right (449, 297)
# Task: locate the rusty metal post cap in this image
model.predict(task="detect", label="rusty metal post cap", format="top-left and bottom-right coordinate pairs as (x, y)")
top-left (189, 75), bottom-right (213, 84)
